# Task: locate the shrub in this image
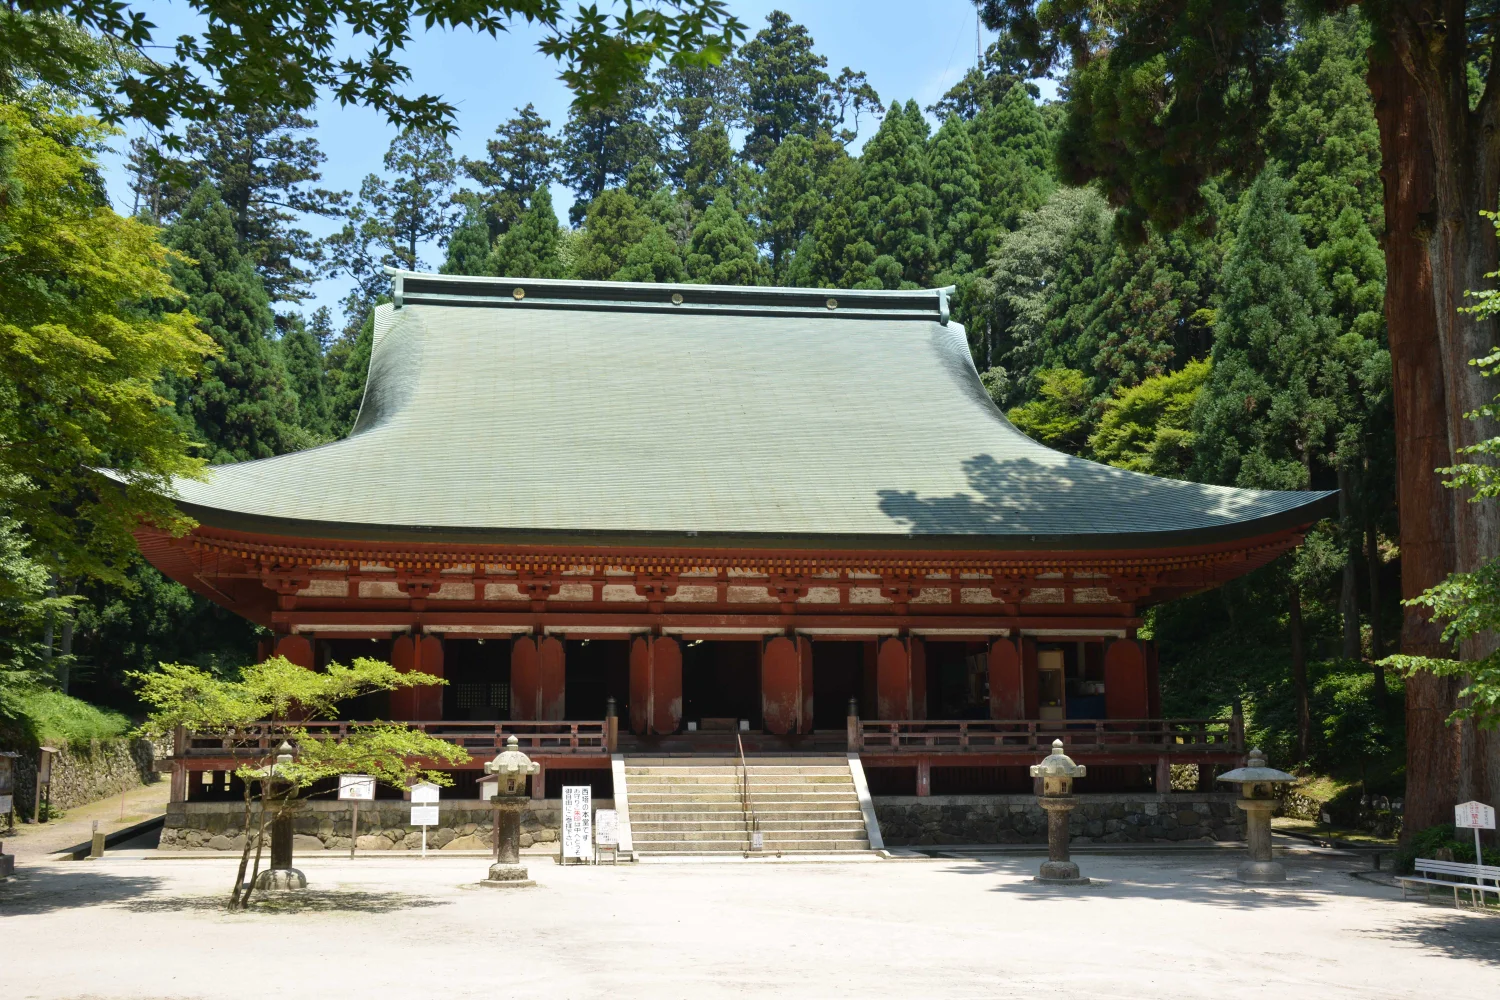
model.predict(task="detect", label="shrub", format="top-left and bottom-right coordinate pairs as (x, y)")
top-left (1396, 823), bottom-right (1500, 873)
top-left (8, 689), bottom-right (129, 748)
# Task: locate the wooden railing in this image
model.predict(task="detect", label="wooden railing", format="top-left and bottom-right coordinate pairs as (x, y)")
top-left (853, 719), bottom-right (1241, 755)
top-left (179, 720), bottom-right (608, 759)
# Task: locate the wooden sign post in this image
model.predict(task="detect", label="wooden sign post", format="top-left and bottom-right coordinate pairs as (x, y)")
top-left (338, 774), bottom-right (375, 859)
top-left (411, 781), bottom-right (441, 858)
top-left (1455, 800), bottom-right (1496, 866)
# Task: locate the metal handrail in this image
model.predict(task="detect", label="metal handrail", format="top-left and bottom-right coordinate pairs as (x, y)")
top-left (736, 732), bottom-right (760, 853)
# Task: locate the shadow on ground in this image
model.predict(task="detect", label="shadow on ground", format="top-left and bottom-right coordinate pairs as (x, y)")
top-left (1357, 908), bottom-right (1500, 965)
top-left (0, 867), bottom-right (166, 916)
top-left (121, 890), bottom-right (452, 915)
top-left (937, 855), bottom-right (1391, 911)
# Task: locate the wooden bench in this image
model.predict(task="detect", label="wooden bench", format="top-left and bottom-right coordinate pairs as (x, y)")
top-left (1396, 858), bottom-right (1500, 908)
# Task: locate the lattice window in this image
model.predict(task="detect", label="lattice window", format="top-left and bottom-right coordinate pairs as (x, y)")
top-left (454, 682), bottom-right (509, 713)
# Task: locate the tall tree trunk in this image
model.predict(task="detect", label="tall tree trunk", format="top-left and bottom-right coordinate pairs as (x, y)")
top-left (1391, 6), bottom-right (1500, 818)
top-left (1368, 51), bottom-right (1461, 837)
top-left (1290, 582), bottom-right (1310, 762)
top-left (1366, 523), bottom-right (1388, 704)
top-left (1338, 466), bottom-right (1362, 661)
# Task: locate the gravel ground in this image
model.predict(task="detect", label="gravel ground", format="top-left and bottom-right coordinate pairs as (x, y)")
top-left (2, 850), bottom-right (1496, 999)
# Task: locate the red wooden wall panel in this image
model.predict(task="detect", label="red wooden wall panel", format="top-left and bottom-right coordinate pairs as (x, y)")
top-left (274, 634), bottom-right (313, 668)
top-left (798, 635), bottom-right (814, 734)
top-left (761, 636), bottom-right (800, 735)
top-left (988, 637), bottom-right (1023, 719)
top-left (538, 635), bottom-right (566, 721)
top-left (876, 636), bottom-right (911, 720)
top-left (629, 636), bottom-right (651, 734)
top-left (652, 636), bottom-right (682, 735)
top-left (511, 635), bottom-right (540, 721)
top-left (1105, 639), bottom-right (1149, 720)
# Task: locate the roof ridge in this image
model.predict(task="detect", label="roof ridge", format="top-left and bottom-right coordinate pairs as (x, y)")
top-left (385, 269), bottom-right (955, 323)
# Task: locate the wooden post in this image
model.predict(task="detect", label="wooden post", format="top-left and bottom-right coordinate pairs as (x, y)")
top-left (1155, 756), bottom-right (1172, 794)
top-left (349, 800), bottom-right (359, 859)
top-left (531, 761), bottom-right (545, 800)
top-left (760, 636), bottom-right (800, 735)
top-left (846, 698), bottom-right (860, 752)
top-left (916, 757), bottom-right (931, 797)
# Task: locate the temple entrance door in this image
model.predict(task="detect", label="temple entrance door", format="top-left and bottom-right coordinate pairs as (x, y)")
top-left (564, 639), bottom-right (630, 720)
top-left (681, 640), bottom-right (762, 731)
top-left (810, 640), bottom-right (864, 729)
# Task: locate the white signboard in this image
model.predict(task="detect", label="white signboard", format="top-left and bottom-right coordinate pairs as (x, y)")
top-left (338, 774), bottom-right (375, 801)
top-left (595, 808), bottom-right (618, 847)
top-left (0, 794), bottom-right (12, 814)
top-left (410, 804), bottom-right (440, 826)
top-left (561, 785), bottom-right (592, 860)
top-left (410, 781), bottom-right (441, 804)
top-left (1455, 800), bottom-right (1497, 830)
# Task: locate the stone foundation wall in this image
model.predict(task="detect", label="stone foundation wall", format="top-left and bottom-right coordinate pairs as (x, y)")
top-left (7, 739), bottom-right (158, 820)
top-left (162, 799), bottom-right (613, 852)
top-left (874, 793), bottom-right (1244, 846)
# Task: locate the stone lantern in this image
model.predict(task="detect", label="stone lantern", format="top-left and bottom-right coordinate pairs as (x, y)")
top-left (1217, 747), bottom-right (1296, 883)
top-left (481, 735), bottom-right (540, 888)
top-left (253, 741), bottom-right (306, 891)
top-left (1030, 738), bottom-right (1088, 885)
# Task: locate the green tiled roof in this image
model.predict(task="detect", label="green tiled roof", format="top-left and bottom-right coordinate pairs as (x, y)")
top-left (159, 273), bottom-right (1335, 549)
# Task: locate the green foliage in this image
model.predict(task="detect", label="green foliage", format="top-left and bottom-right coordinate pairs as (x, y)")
top-left (929, 115), bottom-right (987, 276)
top-left (325, 311), bottom-right (375, 437)
top-left (487, 187), bottom-right (567, 279)
top-left (982, 186), bottom-right (1114, 375)
top-left (441, 207), bottom-right (493, 276)
top-left (754, 132), bottom-right (848, 279)
top-left (1192, 170), bottom-right (1340, 490)
top-left (1396, 824), bottom-right (1500, 872)
top-left (559, 80), bottom-right (665, 224)
top-left (1006, 368), bottom-right (1091, 453)
top-left (134, 110), bottom-right (347, 305)
top-left (0, 99), bottom-right (212, 584)
top-left (460, 104), bottom-right (558, 240)
top-left (0, 3), bottom-right (746, 133)
top-left (848, 101), bottom-right (939, 288)
top-left (163, 182), bottom-right (309, 464)
top-left (972, 83), bottom-right (1055, 234)
top-left (574, 188), bottom-right (681, 281)
top-left (686, 197), bottom-right (768, 285)
top-left (737, 10), bottom-right (834, 168)
top-left (9, 688), bottom-right (128, 748)
top-left (1091, 358), bottom-right (1210, 476)
top-left (279, 314), bottom-right (330, 440)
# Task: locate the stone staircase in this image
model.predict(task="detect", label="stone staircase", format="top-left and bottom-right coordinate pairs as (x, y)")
top-left (624, 756), bottom-right (872, 855)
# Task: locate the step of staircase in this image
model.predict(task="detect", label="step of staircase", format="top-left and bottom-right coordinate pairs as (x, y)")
top-left (623, 755), bottom-right (872, 856)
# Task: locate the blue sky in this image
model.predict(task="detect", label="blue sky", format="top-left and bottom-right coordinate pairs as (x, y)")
top-left (100, 1), bottom-right (1005, 319)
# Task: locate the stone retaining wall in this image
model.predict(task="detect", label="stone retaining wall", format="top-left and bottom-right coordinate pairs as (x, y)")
top-left (7, 739), bottom-right (158, 820)
top-left (874, 793), bottom-right (1244, 846)
top-left (162, 799), bottom-right (613, 852)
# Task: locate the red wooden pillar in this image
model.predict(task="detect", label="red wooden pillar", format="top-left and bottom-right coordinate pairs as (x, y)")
top-left (389, 635), bottom-right (416, 718)
top-left (415, 634), bottom-right (444, 720)
top-left (876, 636), bottom-right (911, 720)
top-left (761, 636), bottom-right (800, 735)
top-left (797, 635), bottom-right (814, 734)
top-left (256, 637), bottom-right (274, 663)
top-left (390, 634), bottom-right (443, 720)
top-left (652, 636), bottom-right (682, 735)
top-left (511, 635), bottom-right (540, 721)
top-left (273, 634), bottom-right (313, 668)
top-left (1020, 635), bottom-right (1040, 719)
top-left (861, 641), bottom-right (879, 718)
top-left (629, 635), bottom-right (651, 735)
top-left (1104, 639), bottom-right (1149, 719)
top-left (1145, 639), bottom-right (1162, 718)
top-left (910, 636), bottom-right (927, 720)
top-left (538, 635), bottom-right (566, 721)
top-left (988, 637), bottom-right (1023, 719)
